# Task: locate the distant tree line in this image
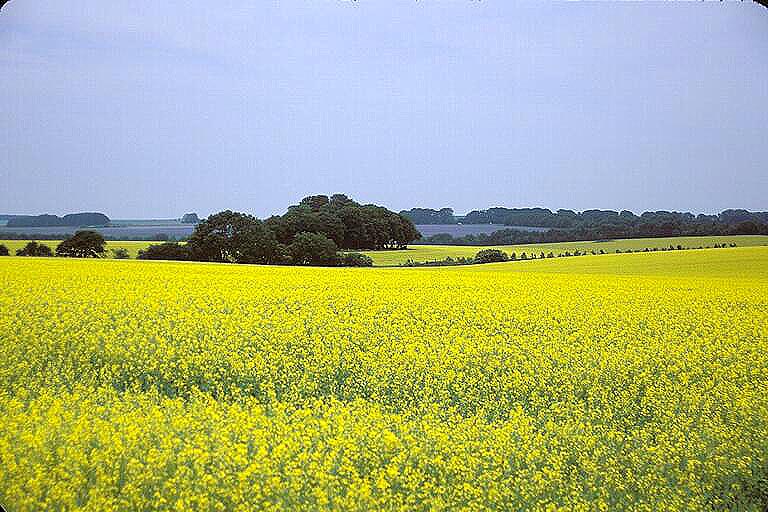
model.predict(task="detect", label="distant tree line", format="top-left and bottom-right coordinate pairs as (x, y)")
top-left (400, 242), bottom-right (739, 267)
top-left (5, 212), bottom-right (110, 228)
top-left (412, 208), bottom-right (768, 245)
top-left (0, 232), bottom-right (184, 242)
top-left (398, 207), bottom-right (457, 225)
top-left (180, 213), bottom-right (200, 224)
top-left (401, 206), bottom-right (768, 231)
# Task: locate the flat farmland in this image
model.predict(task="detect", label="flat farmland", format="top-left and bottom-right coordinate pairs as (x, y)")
top-left (362, 235), bottom-right (768, 265)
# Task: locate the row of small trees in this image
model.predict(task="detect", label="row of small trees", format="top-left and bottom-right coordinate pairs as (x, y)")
top-left (0, 231), bottom-right (108, 258)
top-left (401, 243), bottom-right (739, 267)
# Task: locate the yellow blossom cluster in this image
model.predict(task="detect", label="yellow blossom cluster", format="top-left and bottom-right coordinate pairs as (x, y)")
top-left (0, 249), bottom-right (766, 510)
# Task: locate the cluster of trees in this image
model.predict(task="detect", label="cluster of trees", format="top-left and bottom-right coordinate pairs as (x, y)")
top-left (2, 195), bottom-right (418, 267)
top-left (11, 241), bottom-right (53, 257)
top-left (138, 211), bottom-right (374, 267)
top-left (463, 207), bottom-right (595, 227)
top-left (55, 231), bottom-right (107, 257)
top-left (6, 212), bottom-right (110, 228)
top-left (137, 196), bottom-right (418, 266)
top-left (420, 209), bottom-right (768, 246)
top-left (180, 213), bottom-right (200, 224)
top-left (265, 194), bottom-right (419, 250)
top-left (2, 195), bottom-right (417, 267)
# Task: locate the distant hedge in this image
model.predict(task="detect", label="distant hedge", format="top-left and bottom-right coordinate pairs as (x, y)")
top-left (7, 212), bottom-right (110, 228)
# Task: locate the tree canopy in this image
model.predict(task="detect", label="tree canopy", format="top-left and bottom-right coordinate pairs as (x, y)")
top-left (177, 194), bottom-right (416, 266)
top-left (180, 213), bottom-right (200, 224)
top-left (266, 194), bottom-right (420, 250)
top-left (137, 243), bottom-right (190, 261)
top-left (398, 208), bottom-right (456, 225)
top-left (187, 210), bottom-right (279, 264)
top-left (289, 231), bottom-right (338, 266)
top-left (15, 241), bottom-right (53, 257)
top-left (55, 231), bottom-right (107, 258)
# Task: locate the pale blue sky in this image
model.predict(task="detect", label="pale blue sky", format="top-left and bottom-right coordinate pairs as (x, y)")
top-left (1, 1), bottom-right (767, 218)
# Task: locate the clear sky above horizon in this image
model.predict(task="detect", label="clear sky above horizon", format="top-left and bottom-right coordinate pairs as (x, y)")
top-left (1, 1), bottom-right (767, 218)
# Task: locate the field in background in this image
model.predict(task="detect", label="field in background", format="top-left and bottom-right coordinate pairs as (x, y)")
top-left (0, 240), bottom-right (154, 259)
top-left (1, 247), bottom-right (766, 510)
top-left (2, 234), bottom-right (768, 266)
top-left (469, 245), bottom-right (768, 279)
top-left (362, 235), bottom-right (768, 265)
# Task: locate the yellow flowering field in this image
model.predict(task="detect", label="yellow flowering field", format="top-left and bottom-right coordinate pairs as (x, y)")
top-left (1, 248), bottom-right (767, 511)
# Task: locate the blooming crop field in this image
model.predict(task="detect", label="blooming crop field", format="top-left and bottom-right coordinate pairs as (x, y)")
top-left (1, 248), bottom-right (767, 511)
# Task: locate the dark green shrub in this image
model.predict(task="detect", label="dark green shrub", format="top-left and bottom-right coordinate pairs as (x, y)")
top-left (289, 232), bottom-right (338, 266)
top-left (137, 243), bottom-right (190, 261)
top-left (56, 231), bottom-right (106, 258)
top-left (111, 248), bottom-right (130, 259)
top-left (474, 249), bottom-right (508, 264)
top-left (16, 242), bottom-right (53, 257)
top-left (338, 252), bottom-right (373, 267)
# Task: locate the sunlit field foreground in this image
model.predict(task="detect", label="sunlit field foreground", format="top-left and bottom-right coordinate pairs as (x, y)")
top-left (1, 248), bottom-right (767, 510)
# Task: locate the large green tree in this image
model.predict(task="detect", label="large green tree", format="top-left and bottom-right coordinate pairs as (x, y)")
top-left (289, 232), bottom-right (338, 266)
top-left (15, 241), bottom-right (53, 257)
top-left (187, 211), bottom-right (278, 264)
top-left (137, 243), bottom-right (190, 261)
top-left (264, 194), bottom-right (419, 250)
top-left (56, 231), bottom-right (106, 258)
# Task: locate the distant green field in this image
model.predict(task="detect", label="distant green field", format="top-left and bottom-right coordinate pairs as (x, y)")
top-left (2, 235), bottom-right (768, 266)
top-left (459, 245), bottom-right (768, 280)
top-left (361, 235), bottom-right (768, 266)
